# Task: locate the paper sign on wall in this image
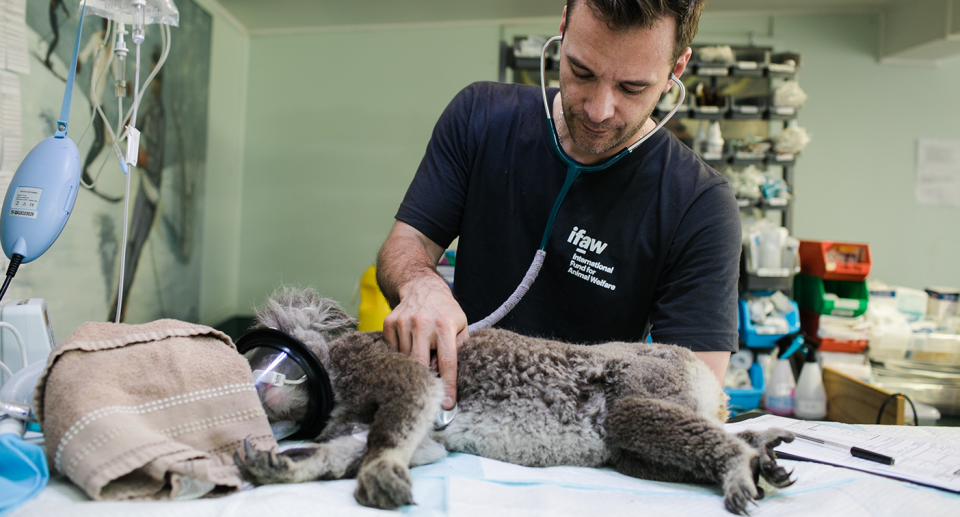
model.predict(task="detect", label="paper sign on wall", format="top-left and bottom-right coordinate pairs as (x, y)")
top-left (916, 139), bottom-right (960, 206)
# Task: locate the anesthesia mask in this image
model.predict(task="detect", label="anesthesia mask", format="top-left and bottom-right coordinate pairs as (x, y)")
top-left (236, 328), bottom-right (333, 441)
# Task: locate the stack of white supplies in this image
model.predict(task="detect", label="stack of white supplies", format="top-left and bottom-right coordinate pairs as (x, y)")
top-left (745, 290), bottom-right (794, 335)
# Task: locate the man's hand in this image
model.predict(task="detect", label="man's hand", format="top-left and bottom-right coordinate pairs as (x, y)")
top-left (382, 277), bottom-right (467, 410)
top-left (377, 221), bottom-right (467, 410)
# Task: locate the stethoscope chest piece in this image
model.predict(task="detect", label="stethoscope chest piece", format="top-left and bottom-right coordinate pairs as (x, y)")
top-left (434, 404), bottom-right (458, 430)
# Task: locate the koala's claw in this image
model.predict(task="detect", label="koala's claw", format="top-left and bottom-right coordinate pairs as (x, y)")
top-left (355, 457), bottom-right (415, 510)
top-left (724, 486), bottom-right (756, 516)
top-left (235, 436), bottom-right (290, 485)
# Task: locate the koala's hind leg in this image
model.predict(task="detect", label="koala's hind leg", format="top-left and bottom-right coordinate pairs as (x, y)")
top-left (236, 435), bottom-right (366, 484)
top-left (604, 398), bottom-right (762, 515)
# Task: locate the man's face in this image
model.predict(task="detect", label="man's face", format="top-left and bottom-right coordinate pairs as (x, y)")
top-left (558, 6), bottom-right (684, 158)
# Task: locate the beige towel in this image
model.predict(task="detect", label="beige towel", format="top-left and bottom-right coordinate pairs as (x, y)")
top-left (33, 319), bottom-right (278, 501)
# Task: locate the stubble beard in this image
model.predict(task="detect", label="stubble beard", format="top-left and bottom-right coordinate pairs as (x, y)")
top-left (560, 87), bottom-right (654, 155)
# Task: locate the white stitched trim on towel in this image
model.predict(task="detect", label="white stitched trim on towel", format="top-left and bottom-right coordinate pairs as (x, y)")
top-left (55, 383), bottom-right (256, 472)
top-left (157, 408), bottom-right (263, 439)
top-left (64, 408), bottom-right (264, 478)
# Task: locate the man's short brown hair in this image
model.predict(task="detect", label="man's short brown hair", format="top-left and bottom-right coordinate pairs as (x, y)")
top-left (565, 0), bottom-right (705, 61)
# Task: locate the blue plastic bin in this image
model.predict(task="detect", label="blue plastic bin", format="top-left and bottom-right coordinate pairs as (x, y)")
top-left (725, 361), bottom-right (765, 413)
top-left (738, 296), bottom-right (800, 348)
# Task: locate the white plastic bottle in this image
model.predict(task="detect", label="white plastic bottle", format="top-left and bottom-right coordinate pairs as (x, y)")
top-left (794, 352), bottom-right (827, 420)
top-left (706, 121), bottom-right (724, 156)
top-left (693, 121), bottom-right (707, 156)
top-left (764, 358), bottom-right (795, 416)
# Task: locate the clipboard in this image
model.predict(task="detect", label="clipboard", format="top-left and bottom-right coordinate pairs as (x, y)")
top-left (724, 413), bottom-right (960, 493)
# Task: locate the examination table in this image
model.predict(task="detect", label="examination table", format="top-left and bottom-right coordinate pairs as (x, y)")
top-left (10, 424), bottom-right (960, 517)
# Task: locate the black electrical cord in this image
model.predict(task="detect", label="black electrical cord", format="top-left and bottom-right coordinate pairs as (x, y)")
top-left (0, 253), bottom-right (24, 304)
top-left (877, 392), bottom-right (919, 426)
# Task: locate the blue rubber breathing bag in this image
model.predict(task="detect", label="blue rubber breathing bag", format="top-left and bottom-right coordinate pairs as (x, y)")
top-left (0, 1), bottom-right (88, 264)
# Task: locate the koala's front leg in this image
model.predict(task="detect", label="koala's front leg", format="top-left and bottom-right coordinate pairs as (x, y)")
top-left (236, 435), bottom-right (366, 484)
top-left (351, 353), bottom-right (444, 510)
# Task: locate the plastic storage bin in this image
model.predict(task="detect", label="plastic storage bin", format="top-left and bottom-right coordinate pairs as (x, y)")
top-left (738, 296), bottom-right (800, 348)
top-left (793, 274), bottom-right (868, 317)
top-left (730, 48), bottom-right (769, 77)
top-left (799, 309), bottom-right (868, 353)
top-left (767, 52), bottom-right (801, 77)
top-left (869, 331), bottom-right (960, 365)
top-left (729, 95), bottom-right (767, 119)
top-left (690, 96), bottom-right (729, 120)
top-left (799, 240), bottom-right (872, 281)
top-left (725, 361), bottom-right (765, 413)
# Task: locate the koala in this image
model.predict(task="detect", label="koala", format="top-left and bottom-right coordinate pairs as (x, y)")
top-left (236, 287), bottom-right (795, 515)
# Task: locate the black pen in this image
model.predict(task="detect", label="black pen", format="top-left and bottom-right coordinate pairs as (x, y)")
top-left (794, 433), bottom-right (896, 466)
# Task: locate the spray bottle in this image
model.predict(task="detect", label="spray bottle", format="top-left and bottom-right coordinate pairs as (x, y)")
top-left (794, 348), bottom-right (828, 420)
top-left (764, 335), bottom-right (803, 416)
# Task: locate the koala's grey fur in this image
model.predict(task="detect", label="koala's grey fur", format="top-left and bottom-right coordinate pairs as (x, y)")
top-left (236, 287), bottom-right (794, 515)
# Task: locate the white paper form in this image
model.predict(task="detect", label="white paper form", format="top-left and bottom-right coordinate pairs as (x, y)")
top-left (916, 139), bottom-right (960, 206)
top-left (726, 414), bottom-right (960, 492)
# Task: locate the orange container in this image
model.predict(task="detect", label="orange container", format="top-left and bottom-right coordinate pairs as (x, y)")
top-left (818, 337), bottom-right (868, 354)
top-left (799, 309), bottom-right (868, 354)
top-left (798, 240), bottom-right (871, 281)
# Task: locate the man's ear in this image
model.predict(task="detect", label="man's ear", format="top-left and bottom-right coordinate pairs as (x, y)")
top-left (665, 47), bottom-right (693, 92)
top-left (559, 6), bottom-right (567, 37)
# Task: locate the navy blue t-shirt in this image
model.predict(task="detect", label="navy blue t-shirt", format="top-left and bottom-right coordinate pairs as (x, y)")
top-left (396, 82), bottom-right (740, 351)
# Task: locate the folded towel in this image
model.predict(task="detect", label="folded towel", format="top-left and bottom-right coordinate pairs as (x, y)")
top-left (33, 319), bottom-right (277, 501)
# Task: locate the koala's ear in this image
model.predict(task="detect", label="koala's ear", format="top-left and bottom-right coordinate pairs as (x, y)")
top-left (256, 286), bottom-right (357, 335)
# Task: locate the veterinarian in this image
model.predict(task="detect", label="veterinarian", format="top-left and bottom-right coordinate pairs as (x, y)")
top-left (376, 0), bottom-right (740, 411)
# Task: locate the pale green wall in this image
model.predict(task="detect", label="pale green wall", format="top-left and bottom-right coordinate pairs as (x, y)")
top-left (748, 14), bottom-right (960, 293)
top-left (196, 0), bottom-right (250, 325)
top-left (237, 25), bottom-right (499, 314)
top-left (234, 12), bottom-right (960, 316)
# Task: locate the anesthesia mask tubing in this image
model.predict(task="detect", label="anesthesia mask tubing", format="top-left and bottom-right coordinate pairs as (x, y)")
top-left (468, 36), bottom-right (685, 333)
top-left (236, 328), bottom-right (334, 441)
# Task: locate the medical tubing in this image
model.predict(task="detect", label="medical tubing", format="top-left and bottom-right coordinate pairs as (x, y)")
top-left (80, 21), bottom-right (122, 189)
top-left (540, 167), bottom-right (580, 250)
top-left (0, 254), bottom-right (23, 305)
top-left (131, 43), bottom-right (140, 131)
top-left (117, 96), bottom-right (123, 144)
top-left (0, 361), bottom-right (43, 405)
top-left (0, 362), bottom-right (44, 434)
top-left (121, 23), bottom-right (170, 136)
top-left (468, 250), bottom-right (546, 333)
top-left (540, 36), bottom-right (561, 121)
top-left (877, 393), bottom-right (919, 426)
top-left (56, 1), bottom-right (87, 133)
top-left (0, 322), bottom-right (27, 373)
top-left (115, 161), bottom-right (132, 323)
top-left (78, 20), bottom-right (115, 149)
top-left (0, 360), bottom-right (10, 379)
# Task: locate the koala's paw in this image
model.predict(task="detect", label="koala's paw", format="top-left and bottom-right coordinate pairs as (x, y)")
top-left (234, 436), bottom-right (313, 485)
top-left (721, 457), bottom-right (760, 516)
top-left (354, 456), bottom-right (414, 510)
top-left (753, 429), bottom-right (796, 488)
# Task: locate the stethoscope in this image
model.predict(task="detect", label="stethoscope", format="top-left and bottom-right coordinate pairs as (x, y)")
top-left (464, 35), bottom-right (686, 335)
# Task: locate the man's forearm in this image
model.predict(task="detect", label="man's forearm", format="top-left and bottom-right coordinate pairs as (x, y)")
top-left (376, 221), bottom-right (446, 308)
top-left (694, 351), bottom-right (730, 387)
